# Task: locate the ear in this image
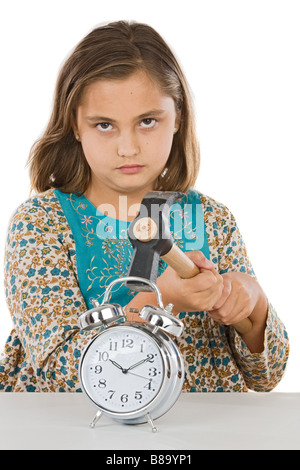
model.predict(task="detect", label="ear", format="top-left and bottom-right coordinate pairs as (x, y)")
top-left (175, 109), bottom-right (181, 131)
top-left (72, 127), bottom-right (81, 141)
top-left (71, 128), bottom-right (81, 142)
top-left (70, 114), bottom-right (80, 141)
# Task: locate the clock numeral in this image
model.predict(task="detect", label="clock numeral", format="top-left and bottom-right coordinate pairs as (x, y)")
top-left (122, 338), bottom-right (134, 348)
top-left (120, 394), bottom-right (129, 403)
top-left (109, 341), bottom-right (118, 351)
top-left (144, 379), bottom-right (152, 390)
top-left (98, 379), bottom-right (107, 388)
top-left (135, 391), bottom-right (143, 400)
top-left (108, 390), bottom-right (115, 399)
top-left (147, 353), bottom-right (155, 363)
top-left (98, 351), bottom-right (109, 361)
top-left (94, 365), bottom-right (102, 374)
top-left (148, 367), bottom-right (157, 377)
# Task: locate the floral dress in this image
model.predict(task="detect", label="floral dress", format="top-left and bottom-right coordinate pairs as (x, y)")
top-left (0, 188), bottom-right (289, 392)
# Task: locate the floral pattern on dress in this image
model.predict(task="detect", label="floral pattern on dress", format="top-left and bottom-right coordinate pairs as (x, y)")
top-left (0, 189), bottom-right (289, 392)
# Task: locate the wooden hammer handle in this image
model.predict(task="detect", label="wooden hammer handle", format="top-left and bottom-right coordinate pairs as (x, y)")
top-left (161, 244), bottom-right (252, 334)
top-left (161, 244), bottom-right (200, 278)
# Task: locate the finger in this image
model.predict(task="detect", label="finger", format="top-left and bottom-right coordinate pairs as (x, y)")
top-left (209, 304), bottom-right (251, 326)
top-left (185, 269), bottom-right (223, 292)
top-left (209, 287), bottom-right (247, 325)
top-left (188, 273), bottom-right (224, 311)
top-left (185, 251), bottom-right (215, 271)
top-left (211, 277), bottom-right (232, 309)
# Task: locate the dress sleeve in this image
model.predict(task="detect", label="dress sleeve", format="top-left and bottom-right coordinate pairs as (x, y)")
top-left (217, 205), bottom-right (289, 391)
top-left (3, 197), bottom-right (95, 391)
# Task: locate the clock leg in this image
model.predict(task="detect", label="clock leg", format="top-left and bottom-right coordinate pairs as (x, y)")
top-left (146, 413), bottom-right (158, 433)
top-left (89, 410), bottom-right (102, 429)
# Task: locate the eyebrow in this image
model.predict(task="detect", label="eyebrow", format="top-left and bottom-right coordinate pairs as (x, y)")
top-left (86, 109), bottom-right (166, 123)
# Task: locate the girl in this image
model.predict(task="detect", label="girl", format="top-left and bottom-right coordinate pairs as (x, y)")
top-left (0, 21), bottom-right (289, 392)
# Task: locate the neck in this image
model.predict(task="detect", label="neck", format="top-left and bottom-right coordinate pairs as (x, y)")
top-left (84, 185), bottom-right (153, 222)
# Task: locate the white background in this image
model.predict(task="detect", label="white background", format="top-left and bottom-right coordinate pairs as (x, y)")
top-left (0, 0), bottom-right (299, 392)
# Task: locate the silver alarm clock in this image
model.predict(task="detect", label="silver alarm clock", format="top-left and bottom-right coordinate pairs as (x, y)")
top-left (78, 276), bottom-right (185, 432)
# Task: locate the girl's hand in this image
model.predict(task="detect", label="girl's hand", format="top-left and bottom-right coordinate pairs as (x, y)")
top-left (208, 272), bottom-right (264, 325)
top-left (157, 251), bottom-right (226, 314)
top-left (208, 271), bottom-right (268, 352)
top-left (126, 251), bottom-right (227, 321)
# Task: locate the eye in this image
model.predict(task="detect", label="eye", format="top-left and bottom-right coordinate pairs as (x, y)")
top-left (96, 122), bottom-right (113, 132)
top-left (140, 118), bottom-right (157, 129)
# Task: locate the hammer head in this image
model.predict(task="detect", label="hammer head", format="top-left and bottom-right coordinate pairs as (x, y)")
top-left (126, 191), bottom-right (184, 291)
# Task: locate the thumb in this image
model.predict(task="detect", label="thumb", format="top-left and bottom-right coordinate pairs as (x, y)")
top-left (185, 251), bottom-right (215, 271)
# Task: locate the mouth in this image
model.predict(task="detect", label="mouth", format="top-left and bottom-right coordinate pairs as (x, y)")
top-left (117, 164), bottom-right (145, 174)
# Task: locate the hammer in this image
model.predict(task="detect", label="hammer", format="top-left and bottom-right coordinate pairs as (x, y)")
top-left (126, 191), bottom-right (252, 335)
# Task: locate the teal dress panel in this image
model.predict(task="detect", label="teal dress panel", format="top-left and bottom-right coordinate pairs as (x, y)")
top-left (54, 189), bottom-right (210, 309)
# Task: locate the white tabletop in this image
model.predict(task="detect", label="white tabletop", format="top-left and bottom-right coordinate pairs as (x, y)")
top-left (0, 392), bottom-right (299, 450)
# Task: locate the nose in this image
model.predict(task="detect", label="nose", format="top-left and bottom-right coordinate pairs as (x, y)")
top-left (117, 130), bottom-right (140, 158)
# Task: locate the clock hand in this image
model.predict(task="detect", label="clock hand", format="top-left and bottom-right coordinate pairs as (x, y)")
top-left (126, 357), bottom-right (152, 371)
top-left (127, 371), bottom-right (152, 381)
top-left (109, 359), bottom-right (126, 372)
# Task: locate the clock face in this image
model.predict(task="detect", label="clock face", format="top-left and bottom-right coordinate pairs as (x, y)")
top-left (80, 325), bottom-right (165, 414)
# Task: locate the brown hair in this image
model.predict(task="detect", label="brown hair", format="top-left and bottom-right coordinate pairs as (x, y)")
top-left (27, 20), bottom-right (200, 194)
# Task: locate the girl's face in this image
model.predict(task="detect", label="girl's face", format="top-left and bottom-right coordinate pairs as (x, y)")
top-left (75, 71), bottom-right (180, 203)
